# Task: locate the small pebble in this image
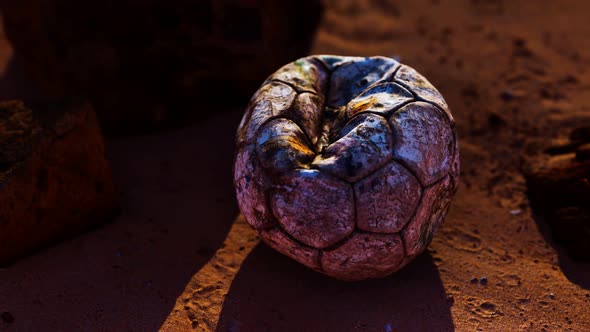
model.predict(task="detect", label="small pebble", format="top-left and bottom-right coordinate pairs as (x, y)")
top-left (510, 209), bottom-right (522, 216)
top-left (480, 277), bottom-right (488, 285)
top-left (470, 277), bottom-right (478, 284)
top-left (549, 293), bottom-right (555, 299)
top-left (1, 312), bottom-right (14, 324)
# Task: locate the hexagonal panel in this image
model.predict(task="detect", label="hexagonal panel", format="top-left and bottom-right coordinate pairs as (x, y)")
top-left (346, 82), bottom-right (413, 118)
top-left (328, 56), bottom-right (400, 107)
top-left (236, 81), bottom-right (296, 146)
top-left (402, 175), bottom-right (453, 256)
top-left (354, 161), bottom-right (422, 233)
top-left (234, 144), bottom-right (274, 229)
top-left (312, 113), bottom-right (394, 182)
top-left (280, 92), bottom-right (324, 146)
top-left (265, 57), bottom-right (328, 95)
top-left (389, 101), bottom-right (454, 186)
top-left (270, 169), bottom-right (355, 248)
top-left (321, 233), bottom-right (405, 281)
top-left (394, 65), bottom-right (453, 123)
top-left (256, 118), bottom-right (315, 175)
top-left (259, 227), bottom-right (320, 270)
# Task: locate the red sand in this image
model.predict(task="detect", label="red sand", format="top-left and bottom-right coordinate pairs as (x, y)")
top-left (2, 1), bottom-right (590, 331)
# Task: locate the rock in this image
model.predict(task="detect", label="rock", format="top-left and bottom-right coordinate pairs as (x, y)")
top-left (0, 100), bottom-right (118, 264)
top-left (524, 129), bottom-right (590, 261)
top-left (0, 0), bottom-right (323, 135)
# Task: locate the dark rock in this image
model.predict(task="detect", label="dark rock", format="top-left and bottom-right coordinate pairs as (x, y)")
top-left (0, 100), bottom-right (118, 265)
top-left (524, 128), bottom-right (590, 261)
top-left (0, 0), bottom-right (324, 135)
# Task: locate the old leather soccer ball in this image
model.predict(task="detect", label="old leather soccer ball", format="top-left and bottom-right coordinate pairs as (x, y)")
top-left (234, 55), bottom-right (459, 281)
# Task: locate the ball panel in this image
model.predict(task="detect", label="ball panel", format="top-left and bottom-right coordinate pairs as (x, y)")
top-left (402, 175), bottom-right (453, 256)
top-left (270, 169), bottom-right (355, 248)
top-left (236, 81), bottom-right (296, 146)
top-left (265, 57), bottom-right (328, 95)
top-left (312, 113), bottom-right (393, 182)
top-left (259, 227), bottom-right (320, 270)
top-left (256, 118), bottom-right (315, 175)
top-left (314, 55), bottom-right (366, 72)
top-left (321, 232), bottom-right (405, 281)
top-left (234, 145), bottom-right (274, 229)
top-left (394, 65), bottom-right (453, 123)
top-left (281, 92), bottom-right (324, 146)
top-left (346, 82), bottom-right (413, 118)
top-left (328, 57), bottom-right (399, 108)
top-left (354, 161), bottom-right (422, 233)
top-left (389, 101), bottom-right (454, 186)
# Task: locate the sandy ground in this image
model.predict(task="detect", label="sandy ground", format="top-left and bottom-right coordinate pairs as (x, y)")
top-left (2, 0), bottom-right (590, 331)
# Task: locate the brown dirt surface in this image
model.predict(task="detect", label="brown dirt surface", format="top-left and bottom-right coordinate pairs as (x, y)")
top-left (2, 0), bottom-right (590, 331)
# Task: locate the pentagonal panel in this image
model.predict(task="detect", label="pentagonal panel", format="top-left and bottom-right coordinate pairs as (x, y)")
top-left (394, 65), bottom-right (453, 123)
top-left (234, 145), bottom-right (274, 229)
top-left (354, 161), bottom-right (422, 233)
top-left (265, 57), bottom-right (328, 95)
top-left (236, 81), bottom-right (296, 146)
top-left (259, 228), bottom-right (320, 270)
top-left (280, 92), bottom-right (324, 146)
top-left (312, 114), bottom-right (393, 182)
top-left (346, 82), bottom-right (413, 118)
top-left (402, 175), bottom-right (453, 256)
top-left (389, 102), bottom-right (454, 186)
top-left (270, 169), bottom-right (354, 248)
top-left (256, 118), bottom-right (315, 175)
top-left (321, 233), bottom-right (405, 281)
top-left (328, 56), bottom-right (399, 107)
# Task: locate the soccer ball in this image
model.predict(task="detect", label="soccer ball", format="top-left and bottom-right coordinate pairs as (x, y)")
top-left (234, 55), bottom-right (459, 281)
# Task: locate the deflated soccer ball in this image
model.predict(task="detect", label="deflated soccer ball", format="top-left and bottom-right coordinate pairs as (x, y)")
top-left (234, 55), bottom-right (459, 281)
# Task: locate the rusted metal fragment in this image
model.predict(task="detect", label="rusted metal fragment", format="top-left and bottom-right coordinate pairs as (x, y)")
top-left (402, 176), bottom-right (453, 257)
top-left (312, 113), bottom-right (393, 182)
top-left (327, 56), bottom-right (399, 107)
top-left (394, 65), bottom-right (453, 123)
top-left (390, 101), bottom-right (454, 186)
top-left (234, 144), bottom-right (274, 230)
top-left (354, 161), bottom-right (422, 233)
top-left (256, 118), bottom-right (315, 175)
top-left (259, 228), bottom-right (320, 270)
top-left (346, 82), bottom-right (413, 118)
top-left (270, 169), bottom-right (354, 248)
top-left (321, 233), bottom-right (405, 281)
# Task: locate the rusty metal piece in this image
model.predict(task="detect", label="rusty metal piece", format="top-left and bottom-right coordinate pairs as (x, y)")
top-left (234, 55), bottom-right (459, 280)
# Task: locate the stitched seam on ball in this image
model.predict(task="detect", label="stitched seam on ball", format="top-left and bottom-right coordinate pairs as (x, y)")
top-left (266, 79), bottom-right (318, 96)
top-left (390, 76), bottom-right (454, 126)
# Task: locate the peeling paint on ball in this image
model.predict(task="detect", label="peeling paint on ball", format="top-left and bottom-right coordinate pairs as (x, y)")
top-left (234, 55), bottom-right (460, 281)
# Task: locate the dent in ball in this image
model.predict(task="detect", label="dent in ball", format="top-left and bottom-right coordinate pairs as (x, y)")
top-left (234, 55), bottom-right (459, 281)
